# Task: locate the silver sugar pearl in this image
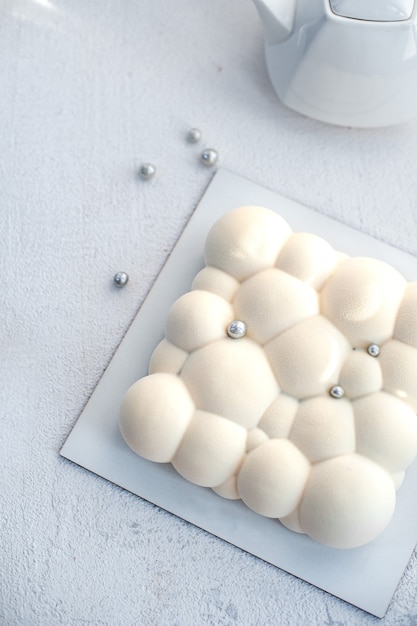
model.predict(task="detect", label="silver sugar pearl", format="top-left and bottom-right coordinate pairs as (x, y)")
top-left (367, 344), bottom-right (380, 357)
top-left (227, 320), bottom-right (247, 339)
top-left (139, 163), bottom-right (156, 180)
top-left (113, 272), bottom-right (129, 288)
top-left (200, 148), bottom-right (218, 167)
top-left (330, 385), bottom-right (345, 399)
top-left (187, 128), bottom-right (201, 143)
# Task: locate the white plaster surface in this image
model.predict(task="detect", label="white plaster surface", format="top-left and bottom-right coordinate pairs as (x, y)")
top-left (2, 1), bottom-right (417, 624)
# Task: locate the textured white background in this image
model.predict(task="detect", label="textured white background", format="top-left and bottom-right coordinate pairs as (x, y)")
top-left (1, 1), bottom-right (417, 624)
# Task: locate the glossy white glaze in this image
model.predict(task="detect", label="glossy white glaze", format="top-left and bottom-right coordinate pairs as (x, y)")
top-left (120, 205), bottom-right (417, 549)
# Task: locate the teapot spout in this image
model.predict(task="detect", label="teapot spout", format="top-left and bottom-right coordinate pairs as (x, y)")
top-left (253, 0), bottom-right (296, 45)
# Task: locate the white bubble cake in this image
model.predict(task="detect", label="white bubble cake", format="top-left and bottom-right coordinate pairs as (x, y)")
top-left (120, 205), bottom-right (417, 549)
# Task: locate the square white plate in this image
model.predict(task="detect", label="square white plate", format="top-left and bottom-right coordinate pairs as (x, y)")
top-left (61, 169), bottom-right (417, 618)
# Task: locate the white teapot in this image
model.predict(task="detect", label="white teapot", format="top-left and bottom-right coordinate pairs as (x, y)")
top-left (253, 0), bottom-right (417, 127)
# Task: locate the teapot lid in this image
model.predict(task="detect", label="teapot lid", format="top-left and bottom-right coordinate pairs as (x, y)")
top-left (329, 0), bottom-right (414, 21)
